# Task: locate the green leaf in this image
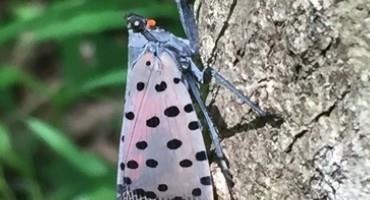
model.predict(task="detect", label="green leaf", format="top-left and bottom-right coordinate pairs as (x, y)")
top-left (50, 68), bottom-right (126, 109)
top-left (34, 10), bottom-right (123, 41)
top-left (26, 118), bottom-right (108, 177)
top-left (0, 0), bottom-right (177, 44)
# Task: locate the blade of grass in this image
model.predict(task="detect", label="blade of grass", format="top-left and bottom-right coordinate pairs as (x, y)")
top-left (34, 10), bottom-right (123, 41)
top-left (80, 68), bottom-right (126, 93)
top-left (26, 118), bottom-right (108, 177)
top-left (0, 66), bottom-right (50, 93)
top-left (0, 124), bottom-right (16, 200)
top-left (0, 66), bottom-right (53, 124)
top-left (0, 123), bottom-right (43, 200)
top-left (0, 124), bottom-right (29, 176)
top-left (50, 68), bottom-right (126, 109)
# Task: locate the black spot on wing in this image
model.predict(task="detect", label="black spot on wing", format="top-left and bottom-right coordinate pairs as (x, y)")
top-left (125, 112), bottom-right (135, 120)
top-left (146, 159), bottom-right (158, 168)
top-left (188, 121), bottom-right (200, 130)
top-left (184, 103), bottom-right (194, 113)
top-left (157, 184), bottom-right (168, 192)
top-left (195, 151), bottom-right (207, 161)
top-left (145, 191), bottom-right (157, 198)
top-left (192, 188), bottom-right (202, 196)
top-left (167, 139), bottom-right (182, 149)
top-left (123, 177), bottom-right (132, 185)
top-left (133, 188), bottom-right (145, 196)
top-left (127, 160), bottom-right (139, 169)
top-left (173, 77), bottom-right (180, 84)
top-left (164, 106), bottom-right (180, 117)
top-left (136, 82), bottom-right (145, 91)
top-left (146, 116), bottom-right (160, 128)
top-left (117, 184), bottom-right (124, 194)
top-left (136, 141), bottom-right (148, 150)
top-left (179, 159), bottom-right (193, 168)
top-left (120, 162), bottom-right (125, 170)
top-left (200, 176), bottom-right (211, 185)
top-left (155, 81), bottom-right (167, 92)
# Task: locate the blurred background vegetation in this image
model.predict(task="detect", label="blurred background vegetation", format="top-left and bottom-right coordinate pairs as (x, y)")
top-left (0, 0), bottom-right (183, 199)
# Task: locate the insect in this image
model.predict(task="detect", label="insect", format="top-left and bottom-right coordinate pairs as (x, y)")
top-left (116, 1), bottom-right (268, 199)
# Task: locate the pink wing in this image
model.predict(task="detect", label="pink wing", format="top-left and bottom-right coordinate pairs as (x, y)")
top-left (117, 51), bottom-right (214, 199)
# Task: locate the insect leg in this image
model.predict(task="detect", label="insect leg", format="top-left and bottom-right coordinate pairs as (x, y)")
top-left (199, 65), bottom-right (269, 117)
top-left (174, 0), bottom-right (199, 53)
top-left (184, 72), bottom-right (233, 185)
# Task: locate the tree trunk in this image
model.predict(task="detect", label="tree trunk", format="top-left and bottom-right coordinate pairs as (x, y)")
top-left (195, 0), bottom-right (370, 199)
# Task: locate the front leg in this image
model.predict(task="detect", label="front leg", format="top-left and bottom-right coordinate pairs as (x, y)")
top-left (188, 59), bottom-right (269, 116)
top-left (204, 67), bottom-right (269, 116)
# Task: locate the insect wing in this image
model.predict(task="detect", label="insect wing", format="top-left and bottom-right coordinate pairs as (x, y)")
top-left (117, 49), bottom-right (214, 199)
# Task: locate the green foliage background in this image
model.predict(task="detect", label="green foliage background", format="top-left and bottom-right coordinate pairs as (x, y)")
top-left (0, 0), bottom-right (182, 199)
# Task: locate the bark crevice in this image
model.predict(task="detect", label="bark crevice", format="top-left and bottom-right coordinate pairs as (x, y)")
top-left (205, 0), bottom-right (238, 65)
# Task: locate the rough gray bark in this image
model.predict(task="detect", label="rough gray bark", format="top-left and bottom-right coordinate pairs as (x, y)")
top-left (195, 0), bottom-right (370, 199)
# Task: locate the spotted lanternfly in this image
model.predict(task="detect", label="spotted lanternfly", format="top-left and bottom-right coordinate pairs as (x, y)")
top-left (116, 1), bottom-right (268, 199)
